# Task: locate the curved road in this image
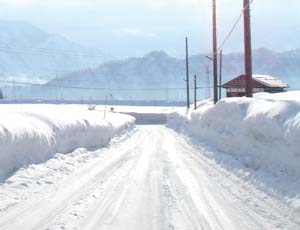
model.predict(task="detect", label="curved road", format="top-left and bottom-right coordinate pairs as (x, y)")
top-left (0, 126), bottom-right (298, 229)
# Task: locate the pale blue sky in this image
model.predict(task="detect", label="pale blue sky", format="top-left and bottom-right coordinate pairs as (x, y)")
top-left (0, 0), bottom-right (299, 58)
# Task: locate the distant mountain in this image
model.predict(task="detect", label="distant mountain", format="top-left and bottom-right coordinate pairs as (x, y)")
top-left (43, 51), bottom-right (186, 100)
top-left (2, 48), bottom-right (300, 101)
top-left (220, 48), bottom-right (300, 89)
top-left (0, 20), bottom-right (111, 82)
top-left (37, 48), bottom-right (300, 100)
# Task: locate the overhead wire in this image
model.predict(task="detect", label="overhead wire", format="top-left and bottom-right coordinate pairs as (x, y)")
top-left (0, 79), bottom-right (213, 91)
top-left (0, 45), bottom-right (110, 59)
top-left (217, 0), bottom-right (255, 53)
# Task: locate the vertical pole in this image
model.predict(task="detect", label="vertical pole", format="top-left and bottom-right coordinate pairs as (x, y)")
top-left (212, 0), bottom-right (218, 104)
top-left (13, 80), bottom-right (16, 103)
top-left (194, 75), bottom-right (197, 110)
top-left (205, 65), bottom-right (210, 99)
top-left (219, 50), bottom-right (223, 100)
top-left (185, 37), bottom-right (190, 109)
top-left (243, 0), bottom-right (253, 97)
top-left (103, 95), bottom-right (108, 119)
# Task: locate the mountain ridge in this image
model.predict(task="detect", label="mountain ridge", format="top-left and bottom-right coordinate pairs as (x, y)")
top-left (0, 20), bottom-right (111, 82)
top-left (37, 48), bottom-right (300, 100)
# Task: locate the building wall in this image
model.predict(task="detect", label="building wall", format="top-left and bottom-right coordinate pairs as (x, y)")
top-left (226, 87), bottom-right (285, 97)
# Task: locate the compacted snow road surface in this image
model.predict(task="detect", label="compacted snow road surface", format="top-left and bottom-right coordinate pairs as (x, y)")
top-left (0, 126), bottom-right (299, 230)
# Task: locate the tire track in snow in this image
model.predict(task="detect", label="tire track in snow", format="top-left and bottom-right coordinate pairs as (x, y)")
top-left (0, 126), bottom-right (298, 230)
top-left (0, 128), bottom-right (145, 230)
top-left (79, 128), bottom-right (165, 230)
top-left (161, 128), bottom-right (300, 229)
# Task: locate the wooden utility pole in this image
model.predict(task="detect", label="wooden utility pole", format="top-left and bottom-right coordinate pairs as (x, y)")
top-left (219, 50), bottom-right (223, 100)
top-left (243, 0), bottom-right (253, 97)
top-left (212, 0), bottom-right (218, 104)
top-left (194, 75), bottom-right (197, 110)
top-left (185, 37), bottom-right (190, 109)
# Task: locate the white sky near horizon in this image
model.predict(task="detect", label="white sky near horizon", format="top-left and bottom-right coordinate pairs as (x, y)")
top-left (0, 0), bottom-right (299, 58)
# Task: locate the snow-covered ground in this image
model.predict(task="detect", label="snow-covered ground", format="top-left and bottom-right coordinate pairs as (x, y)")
top-left (168, 91), bottom-right (300, 214)
top-left (0, 104), bottom-right (135, 180)
top-left (0, 96), bottom-right (299, 229)
top-left (168, 91), bottom-right (300, 176)
top-left (110, 105), bottom-right (177, 114)
top-left (112, 105), bottom-right (178, 124)
top-left (0, 126), bottom-right (299, 229)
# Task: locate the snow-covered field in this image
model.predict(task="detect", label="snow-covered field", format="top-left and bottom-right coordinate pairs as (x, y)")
top-left (112, 105), bottom-right (178, 124)
top-left (0, 104), bottom-right (135, 180)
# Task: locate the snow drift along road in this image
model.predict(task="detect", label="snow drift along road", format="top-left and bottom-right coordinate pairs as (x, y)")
top-left (0, 104), bottom-right (135, 180)
top-left (168, 91), bottom-right (300, 176)
top-left (0, 126), bottom-right (298, 229)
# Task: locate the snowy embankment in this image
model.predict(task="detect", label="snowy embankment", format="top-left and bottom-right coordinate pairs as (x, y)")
top-left (0, 105), bottom-right (135, 180)
top-left (168, 91), bottom-right (300, 176)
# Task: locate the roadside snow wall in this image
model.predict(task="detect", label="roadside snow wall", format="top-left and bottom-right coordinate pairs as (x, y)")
top-left (168, 92), bottom-right (300, 176)
top-left (0, 105), bottom-right (135, 180)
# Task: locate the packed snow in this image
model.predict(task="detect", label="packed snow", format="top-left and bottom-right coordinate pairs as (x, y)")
top-left (1, 126), bottom-right (299, 229)
top-left (168, 91), bottom-right (300, 177)
top-left (0, 94), bottom-right (299, 229)
top-left (0, 104), bottom-right (135, 180)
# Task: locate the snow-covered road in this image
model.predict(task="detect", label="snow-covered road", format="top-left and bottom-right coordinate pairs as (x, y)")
top-left (0, 126), bottom-right (299, 230)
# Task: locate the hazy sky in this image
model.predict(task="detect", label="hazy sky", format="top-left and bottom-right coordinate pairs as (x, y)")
top-left (0, 0), bottom-right (299, 58)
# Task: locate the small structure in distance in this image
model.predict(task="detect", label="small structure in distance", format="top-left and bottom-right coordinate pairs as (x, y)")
top-left (88, 104), bottom-right (96, 111)
top-left (222, 74), bottom-right (289, 97)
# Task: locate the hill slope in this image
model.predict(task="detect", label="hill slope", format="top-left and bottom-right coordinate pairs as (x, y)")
top-left (41, 48), bottom-right (300, 100)
top-left (0, 20), bottom-right (111, 82)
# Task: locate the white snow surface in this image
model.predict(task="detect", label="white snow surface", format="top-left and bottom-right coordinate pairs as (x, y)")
top-left (168, 91), bottom-right (300, 176)
top-left (0, 104), bottom-right (135, 180)
top-left (0, 126), bottom-right (299, 229)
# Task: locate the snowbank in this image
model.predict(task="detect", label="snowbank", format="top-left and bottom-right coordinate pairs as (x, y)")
top-left (168, 91), bottom-right (300, 176)
top-left (0, 104), bottom-right (135, 180)
top-left (113, 105), bottom-right (177, 124)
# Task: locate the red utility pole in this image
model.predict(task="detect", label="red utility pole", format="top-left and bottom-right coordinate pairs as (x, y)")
top-left (212, 0), bottom-right (218, 104)
top-left (243, 0), bottom-right (253, 97)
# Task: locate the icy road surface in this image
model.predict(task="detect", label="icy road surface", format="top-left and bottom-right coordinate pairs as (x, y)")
top-left (0, 126), bottom-right (299, 230)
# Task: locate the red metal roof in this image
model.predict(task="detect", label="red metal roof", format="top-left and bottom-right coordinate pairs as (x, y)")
top-left (222, 74), bottom-right (287, 89)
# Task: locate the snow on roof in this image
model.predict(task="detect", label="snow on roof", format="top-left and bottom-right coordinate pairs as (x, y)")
top-left (253, 75), bottom-right (289, 88)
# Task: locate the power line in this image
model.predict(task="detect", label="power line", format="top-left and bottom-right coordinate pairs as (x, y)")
top-left (0, 79), bottom-right (213, 91)
top-left (217, 0), bottom-right (254, 52)
top-left (0, 45), bottom-right (111, 59)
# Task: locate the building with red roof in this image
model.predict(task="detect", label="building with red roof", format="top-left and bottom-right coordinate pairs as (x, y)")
top-left (222, 74), bottom-right (289, 97)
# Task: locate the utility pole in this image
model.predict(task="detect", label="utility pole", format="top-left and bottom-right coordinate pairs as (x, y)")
top-left (194, 75), bottom-right (197, 110)
top-left (205, 65), bottom-right (210, 99)
top-left (243, 0), bottom-right (253, 97)
top-left (103, 95), bottom-right (108, 119)
top-left (212, 0), bottom-right (218, 104)
top-left (13, 80), bottom-right (16, 103)
top-left (185, 37), bottom-right (190, 109)
top-left (219, 50), bottom-right (223, 100)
